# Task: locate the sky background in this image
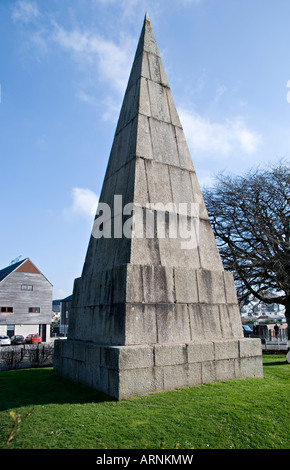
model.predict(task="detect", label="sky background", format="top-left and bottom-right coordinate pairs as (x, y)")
top-left (1, 0), bottom-right (289, 299)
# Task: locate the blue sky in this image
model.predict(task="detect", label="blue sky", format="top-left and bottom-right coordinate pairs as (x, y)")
top-left (1, 0), bottom-right (289, 299)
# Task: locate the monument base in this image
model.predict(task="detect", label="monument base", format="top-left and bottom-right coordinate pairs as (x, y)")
top-left (54, 338), bottom-right (263, 400)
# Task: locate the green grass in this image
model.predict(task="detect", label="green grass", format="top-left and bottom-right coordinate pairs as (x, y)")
top-left (0, 355), bottom-right (289, 449)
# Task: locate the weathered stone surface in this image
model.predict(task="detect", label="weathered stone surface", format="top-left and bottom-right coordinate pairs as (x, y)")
top-left (154, 343), bottom-right (187, 366)
top-left (188, 362), bottom-right (203, 386)
top-left (188, 304), bottom-right (223, 341)
top-left (223, 271), bottom-right (238, 304)
top-left (215, 358), bottom-right (236, 381)
top-left (134, 158), bottom-right (149, 207)
top-left (163, 363), bottom-right (189, 391)
top-left (198, 219), bottom-right (224, 271)
top-left (125, 303), bottom-right (157, 345)
top-left (150, 118), bottom-right (180, 166)
top-left (117, 367), bottom-right (164, 400)
top-left (147, 80), bottom-right (171, 123)
top-left (61, 339), bottom-right (74, 359)
top-left (174, 268), bottom-right (198, 304)
top-left (147, 52), bottom-right (164, 83)
top-left (169, 166), bottom-right (193, 205)
top-left (235, 356), bottom-right (264, 379)
top-left (142, 265), bottom-right (175, 303)
top-left (54, 339), bottom-right (263, 399)
top-left (197, 270), bottom-right (226, 304)
top-left (136, 114), bottom-right (153, 159)
top-left (101, 344), bottom-right (154, 370)
top-left (214, 339), bottom-right (239, 360)
top-left (119, 345), bottom-right (154, 370)
top-left (239, 338), bottom-right (263, 358)
top-left (54, 13), bottom-right (263, 399)
top-left (158, 233), bottom-right (200, 268)
top-left (227, 304), bottom-right (244, 338)
top-left (167, 90), bottom-right (182, 128)
top-left (145, 160), bottom-right (172, 206)
top-left (187, 341), bottom-right (214, 363)
top-left (188, 304), bottom-right (216, 341)
top-left (126, 265), bottom-right (143, 303)
top-left (156, 303), bottom-right (191, 344)
top-left (201, 361), bottom-right (217, 384)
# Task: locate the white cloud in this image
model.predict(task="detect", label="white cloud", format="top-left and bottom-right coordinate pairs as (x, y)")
top-left (76, 90), bottom-right (99, 107)
top-left (234, 122), bottom-right (262, 154)
top-left (51, 24), bottom-right (133, 94)
top-left (101, 95), bottom-right (122, 122)
top-left (93, 0), bottom-right (116, 4)
top-left (92, 0), bottom-right (148, 20)
top-left (214, 85), bottom-right (227, 103)
top-left (11, 3), bottom-right (135, 122)
top-left (178, 108), bottom-right (262, 157)
top-left (76, 90), bottom-right (121, 123)
top-left (64, 188), bottom-right (99, 219)
top-left (118, 0), bottom-right (142, 20)
top-left (183, 0), bottom-right (202, 4)
top-left (12, 0), bottom-right (39, 23)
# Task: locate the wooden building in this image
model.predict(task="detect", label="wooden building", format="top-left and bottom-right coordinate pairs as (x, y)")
top-left (0, 258), bottom-right (53, 341)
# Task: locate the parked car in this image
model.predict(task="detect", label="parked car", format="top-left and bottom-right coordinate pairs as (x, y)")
top-left (25, 334), bottom-right (41, 344)
top-left (0, 335), bottom-right (11, 346)
top-left (242, 325), bottom-right (253, 337)
top-left (11, 335), bottom-right (25, 345)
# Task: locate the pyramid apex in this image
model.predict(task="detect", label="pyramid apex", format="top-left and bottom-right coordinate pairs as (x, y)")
top-left (134, 11), bottom-right (159, 58)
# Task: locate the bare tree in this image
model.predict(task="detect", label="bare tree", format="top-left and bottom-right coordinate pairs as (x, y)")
top-left (203, 161), bottom-right (290, 334)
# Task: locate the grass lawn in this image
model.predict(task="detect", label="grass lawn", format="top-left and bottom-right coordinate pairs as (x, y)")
top-left (0, 354), bottom-right (289, 450)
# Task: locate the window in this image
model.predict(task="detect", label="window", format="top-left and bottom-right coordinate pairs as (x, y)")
top-left (29, 307), bottom-right (40, 313)
top-left (7, 325), bottom-right (15, 337)
top-left (21, 285), bottom-right (33, 291)
top-left (1, 307), bottom-right (13, 313)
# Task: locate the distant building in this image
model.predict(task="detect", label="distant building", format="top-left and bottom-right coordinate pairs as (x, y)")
top-left (0, 258), bottom-right (53, 341)
top-left (240, 294), bottom-right (286, 320)
top-left (59, 294), bottom-right (72, 336)
top-left (52, 299), bottom-right (61, 315)
top-left (51, 300), bottom-right (61, 330)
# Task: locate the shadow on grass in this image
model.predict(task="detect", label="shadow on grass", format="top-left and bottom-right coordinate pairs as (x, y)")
top-left (262, 354), bottom-right (288, 368)
top-left (263, 361), bottom-right (287, 367)
top-left (0, 367), bottom-right (114, 412)
top-left (1, 356), bottom-right (288, 413)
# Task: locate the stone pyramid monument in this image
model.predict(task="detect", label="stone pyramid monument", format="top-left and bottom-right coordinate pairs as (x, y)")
top-left (54, 14), bottom-right (263, 399)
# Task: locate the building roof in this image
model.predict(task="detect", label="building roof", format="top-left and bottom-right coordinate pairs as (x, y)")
top-left (0, 258), bottom-right (28, 282)
top-left (61, 294), bottom-right (72, 302)
top-left (0, 258), bottom-right (53, 285)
